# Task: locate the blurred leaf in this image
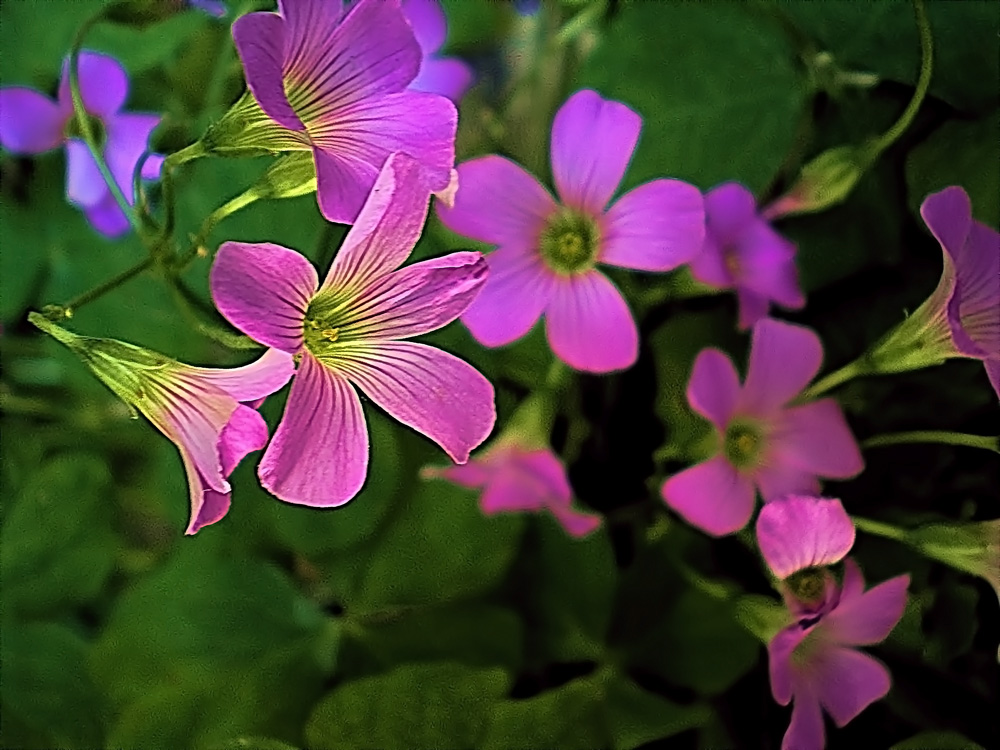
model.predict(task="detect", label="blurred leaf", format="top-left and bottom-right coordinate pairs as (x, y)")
top-left (891, 730), bottom-right (986, 750)
top-left (88, 12), bottom-right (208, 73)
top-left (923, 580), bottom-right (979, 665)
top-left (305, 662), bottom-right (510, 750)
top-left (605, 674), bottom-right (712, 750)
top-left (209, 740), bottom-right (303, 750)
top-left (734, 594), bottom-right (792, 644)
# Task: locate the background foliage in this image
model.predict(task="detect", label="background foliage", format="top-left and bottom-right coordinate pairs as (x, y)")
top-left (1, 1), bottom-right (997, 748)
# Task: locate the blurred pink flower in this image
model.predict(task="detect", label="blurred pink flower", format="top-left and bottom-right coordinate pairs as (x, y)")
top-left (661, 318), bottom-right (863, 536)
top-left (402, 0), bottom-right (474, 102)
top-left (211, 154), bottom-right (495, 507)
top-left (436, 88), bottom-right (704, 373)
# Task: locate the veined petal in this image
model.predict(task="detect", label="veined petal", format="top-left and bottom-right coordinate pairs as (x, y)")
top-left (410, 57), bottom-right (474, 102)
top-left (195, 348), bottom-right (295, 402)
top-left (211, 241), bottom-right (317, 352)
top-left (601, 179), bottom-right (705, 271)
top-left (824, 565), bottom-right (909, 646)
top-left (756, 495), bottom-right (856, 580)
top-left (402, 0), bottom-right (447, 53)
top-left (810, 646), bottom-right (892, 727)
top-left (661, 456), bottom-right (756, 537)
top-left (687, 348), bottom-right (741, 430)
top-left (338, 341), bottom-right (495, 463)
top-left (59, 51), bottom-right (128, 118)
top-left (232, 11), bottom-right (305, 131)
top-left (65, 140), bottom-right (106, 208)
top-left (551, 89), bottom-right (640, 213)
top-left (259, 353), bottom-right (369, 506)
top-left (436, 155), bottom-right (557, 245)
top-left (741, 318), bottom-right (823, 415)
top-left (771, 399), bottom-right (864, 479)
top-left (545, 270), bottom-right (637, 373)
top-left (949, 220), bottom-right (1000, 360)
top-left (218, 404), bottom-right (269, 477)
top-left (104, 113), bottom-right (161, 202)
top-left (920, 186), bottom-right (972, 267)
top-left (0, 88), bottom-right (66, 153)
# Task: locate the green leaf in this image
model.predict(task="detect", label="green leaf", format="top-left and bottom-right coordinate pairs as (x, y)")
top-left (891, 730), bottom-right (986, 750)
top-left (734, 594), bottom-right (792, 644)
top-left (305, 662), bottom-right (510, 750)
top-left (208, 740), bottom-right (303, 750)
top-left (604, 674), bottom-right (712, 750)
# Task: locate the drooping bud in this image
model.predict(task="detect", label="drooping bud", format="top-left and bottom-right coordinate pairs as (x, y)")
top-left (762, 144), bottom-right (876, 220)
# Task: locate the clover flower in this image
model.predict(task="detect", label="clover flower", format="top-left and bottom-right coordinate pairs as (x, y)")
top-left (0, 51), bottom-right (163, 236)
top-left (210, 154), bottom-right (495, 506)
top-left (436, 88), bottom-right (704, 373)
top-left (689, 182), bottom-right (804, 330)
top-left (231, 0), bottom-right (457, 224)
top-left (402, 0), bottom-right (474, 103)
top-left (661, 318), bottom-right (863, 536)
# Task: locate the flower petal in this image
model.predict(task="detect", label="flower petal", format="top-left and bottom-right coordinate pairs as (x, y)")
top-left (402, 0), bottom-right (447, 53)
top-left (461, 243), bottom-right (555, 347)
top-left (427, 458), bottom-right (494, 488)
top-left (196, 348), bottom-right (295, 403)
top-left (550, 89), bottom-right (640, 213)
top-left (735, 222), bottom-right (804, 309)
top-left (313, 148), bottom-right (381, 225)
top-left (259, 353), bottom-right (369, 506)
top-left (0, 88), bottom-right (66, 153)
top-left (687, 348), bottom-right (741, 430)
top-left (824, 567), bottom-right (909, 647)
top-left (704, 182), bottom-right (758, 241)
top-left (59, 51), bottom-right (128, 119)
top-left (661, 456), bottom-right (756, 536)
top-left (949, 219), bottom-right (1000, 359)
top-left (549, 505), bottom-right (603, 538)
top-left (754, 461), bottom-right (821, 501)
top-left (781, 679), bottom-right (825, 750)
top-left (601, 179), bottom-right (705, 271)
top-left (436, 155), bottom-right (556, 245)
top-left (339, 341), bottom-right (495, 463)
top-left (920, 186), bottom-right (972, 267)
top-left (810, 646), bottom-right (892, 727)
top-left (232, 10), bottom-right (305, 130)
top-left (479, 448), bottom-right (571, 514)
top-left (735, 288), bottom-right (771, 331)
top-left (218, 404), bottom-right (269, 476)
top-left (410, 57), bottom-right (475, 102)
top-left (65, 139), bottom-right (106, 208)
top-left (741, 318), bottom-right (823, 415)
top-left (211, 241), bottom-right (317, 352)
top-left (689, 233), bottom-right (733, 288)
top-left (756, 495), bottom-right (856, 580)
top-left (189, 488), bottom-right (231, 535)
top-left (104, 113), bottom-right (161, 201)
top-left (768, 624), bottom-right (810, 705)
top-left (771, 399), bottom-right (864, 479)
top-left (545, 270), bottom-right (637, 373)
top-left (82, 192), bottom-right (130, 237)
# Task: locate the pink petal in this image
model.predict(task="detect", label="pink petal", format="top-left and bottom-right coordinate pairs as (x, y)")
top-left (65, 139), bottom-right (106, 208)
top-left (461, 243), bottom-right (555, 347)
top-left (140, 153), bottom-right (164, 180)
top-left (59, 51), bottom-right (128, 119)
top-left (479, 447), bottom-right (571, 514)
top-left (402, 0), bottom-right (447, 53)
top-left (544, 270), bottom-right (638, 373)
top-left (756, 495), bottom-right (856, 580)
top-left (920, 186), bottom-right (972, 267)
top-left (313, 148), bottom-right (380, 225)
top-left (211, 241), bottom-right (317, 353)
top-left (549, 504), bottom-right (603, 538)
top-left (735, 222), bottom-right (804, 310)
top-left (218, 404), bottom-right (269, 476)
top-left (429, 458), bottom-right (495, 488)
top-left (339, 341), bottom-right (495, 463)
top-left (232, 11), bottom-right (305, 130)
top-left (661, 456), bottom-right (756, 536)
top-left (550, 89), bottom-right (640, 213)
top-left (949, 219), bottom-right (1000, 359)
top-left (0, 88), bottom-right (66, 153)
top-left (480, 464), bottom-right (550, 514)
top-left (754, 461), bottom-right (821, 501)
top-left (809, 646), bottom-right (892, 727)
top-left (687, 348), bottom-right (741, 430)
top-left (771, 399), bottom-right (864, 479)
top-left (689, 233), bottom-right (733, 288)
top-left (824, 569), bottom-right (909, 647)
top-left (736, 288), bottom-right (772, 330)
top-left (259, 353), bottom-right (369, 506)
top-left (410, 57), bottom-right (475, 102)
top-left (196, 349), bottom-right (295, 403)
top-left (104, 113), bottom-right (161, 201)
top-left (740, 318), bottom-right (824, 415)
top-left (782, 679), bottom-right (825, 750)
top-left (189, 488), bottom-right (231, 535)
top-left (704, 182), bottom-right (758, 242)
top-left (601, 179), bottom-right (705, 271)
top-left (436, 155), bottom-right (557, 245)
top-left (768, 624), bottom-right (810, 705)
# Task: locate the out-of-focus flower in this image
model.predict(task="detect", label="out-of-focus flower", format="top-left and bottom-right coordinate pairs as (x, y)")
top-left (661, 318), bottom-right (863, 536)
top-left (690, 182), bottom-right (804, 330)
top-left (188, 0), bottom-right (226, 16)
top-left (402, 0), bottom-right (474, 102)
top-left (0, 51), bottom-right (163, 236)
top-left (436, 88), bottom-right (704, 373)
top-left (230, 0), bottom-right (456, 223)
top-left (29, 313), bottom-right (293, 534)
top-left (210, 154), bottom-right (495, 507)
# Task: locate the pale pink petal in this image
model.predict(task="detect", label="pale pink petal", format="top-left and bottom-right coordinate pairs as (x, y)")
top-left (232, 11), bottom-right (305, 130)
top-left (756, 495), bottom-right (856, 580)
top-left (210, 241), bottom-right (317, 353)
top-left (59, 52), bottom-right (128, 118)
top-left (410, 57), bottom-right (475, 102)
top-left (402, 0), bottom-right (447, 53)
top-left (824, 571), bottom-right (909, 647)
top-left (549, 504), bottom-right (603, 537)
top-left (218, 404), bottom-right (269, 476)
top-left (259, 353), bottom-right (369, 506)
top-left (810, 646), bottom-right (892, 727)
top-left (429, 459), bottom-right (494, 488)
top-left (687, 348), bottom-right (741, 430)
top-left (550, 89), bottom-right (640, 213)
top-left (601, 179), bottom-right (705, 271)
top-left (704, 182), bottom-right (758, 242)
top-left (781, 679), bottom-right (825, 750)
top-left (197, 349), bottom-right (295, 404)
top-left (65, 139), bottom-right (106, 208)
top-left (661, 456), bottom-right (756, 536)
top-left (435, 155), bottom-right (557, 245)
top-left (741, 318), bottom-right (824, 415)
top-left (544, 270), bottom-right (637, 373)
top-left (0, 88), bottom-right (66, 153)
top-left (480, 466), bottom-right (549, 514)
top-left (768, 624), bottom-right (810, 705)
top-left (754, 461), bottom-right (821, 501)
top-left (771, 399), bottom-right (864, 479)
top-left (339, 341), bottom-right (495, 463)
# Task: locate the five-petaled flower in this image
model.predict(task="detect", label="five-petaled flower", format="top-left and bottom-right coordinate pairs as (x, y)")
top-left (0, 51), bottom-right (163, 236)
top-left (661, 318), bottom-right (864, 536)
top-left (231, 0), bottom-right (457, 224)
top-left (689, 182), bottom-right (805, 330)
top-left (436, 88), bottom-right (705, 373)
top-left (402, 0), bottom-right (474, 103)
top-left (210, 153), bottom-right (496, 507)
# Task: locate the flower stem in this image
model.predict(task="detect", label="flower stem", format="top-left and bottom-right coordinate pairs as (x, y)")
top-left (43, 257), bottom-right (155, 319)
top-left (799, 356), bottom-right (871, 401)
top-left (172, 189), bottom-right (258, 272)
top-left (852, 516), bottom-right (909, 542)
top-left (163, 141), bottom-right (207, 171)
top-left (862, 431), bottom-right (1000, 454)
top-left (554, 0), bottom-right (607, 46)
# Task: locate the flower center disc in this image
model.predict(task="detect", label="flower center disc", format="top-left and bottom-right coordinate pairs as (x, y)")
top-left (303, 294), bottom-right (350, 359)
top-left (723, 421), bottom-right (763, 469)
top-left (785, 567), bottom-right (828, 606)
top-left (64, 113), bottom-right (107, 149)
top-left (539, 209), bottom-right (600, 274)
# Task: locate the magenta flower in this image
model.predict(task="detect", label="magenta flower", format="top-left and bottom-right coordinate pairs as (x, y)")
top-left (425, 440), bottom-right (602, 538)
top-left (232, 0), bottom-right (457, 224)
top-left (436, 89), bottom-right (704, 373)
top-left (210, 154), bottom-right (495, 506)
top-left (757, 496), bottom-right (909, 750)
top-left (402, 0), bottom-right (475, 103)
top-left (0, 51), bottom-right (163, 236)
top-left (689, 182), bottom-right (804, 330)
top-left (661, 318), bottom-right (864, 536)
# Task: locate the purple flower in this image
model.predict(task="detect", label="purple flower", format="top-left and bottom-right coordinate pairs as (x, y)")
top-left (661, 318), bottom-right (864, 536)
top-left (210, 154), bottom-right (495, 507)
top-left (689, 182), bottom-right (805, 330)
top-left (402, 0), bottom-right (475, 103)
top-left (425, 440), bottom-right (602, 538)
top-left (188, 0), bottom-right (226, 16)
top-left (232, 0), bottom-right (457, 224)
top-left (436, 89), bottom-right (704, 373)
top-left (0, 51), bottom-right (163, 237)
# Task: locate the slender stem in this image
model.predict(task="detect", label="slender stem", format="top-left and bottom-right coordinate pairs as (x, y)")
top-left (554, 0), bottom-right (607, 46)
top-left (172, 190), bottom-right (258, 271)
top-left (54, 257), bottom-right (155, 317)
top-left (798, 357), bottom-right (870, 401)
top-left (863, 431), bottom-right (1000, 454)
top-left (852, 516), bottom-right (909, 542)
top-left (163, 141), bottom-right (207, 171)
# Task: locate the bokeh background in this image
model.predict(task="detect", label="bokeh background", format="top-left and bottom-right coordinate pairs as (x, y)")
top-left (1, 1), bottom-right (997, 749)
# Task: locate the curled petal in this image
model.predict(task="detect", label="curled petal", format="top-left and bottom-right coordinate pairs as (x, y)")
top-left (687, 348), bottom-right (741, 430)
top-left (756, 495), bottom-right (856, 580)
top-left (920, 186), bottom-right (972, 267)
top-left (662, 456), bottom-right (756, 536)
top-left (741, 318), bottom-right (823, 415)
top-left (549, 504), bottom-right (603, 538)
top-left (824, 563), bottom-right (909, 646)
top-left (196, 349), bottom-right (295, 403)
top-left (218, 404), bottom-right (269, 477)
top-left (0, 88), bottom-right (66, 153)
top-left (771, 399), bottom-right (864, 479)
top-left (83, 192), bottom-right (130, 238)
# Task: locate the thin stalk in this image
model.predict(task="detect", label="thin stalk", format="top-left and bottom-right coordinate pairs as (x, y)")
top-left (863, 431), bottom-right (1000, 454)
top-left (47, 257), bottom-right (155, 319)
top-left (852, 516), bottom-right (908, 542)
top-left (798, 357), bottom-right (871, 401)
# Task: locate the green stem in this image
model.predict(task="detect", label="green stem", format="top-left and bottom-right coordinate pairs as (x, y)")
top-left (852, 516), bottom-right (908, 542)
top-left (554, 0), bottom-right (607, 46)
top-left (44, 257), bottom-right (155, 319)
top-left (863, 431), bottom-right (1000, 454)
top-left (172, 190), bottom-right (258, 271)
top-left (798, 356), bottom-right (871, 401)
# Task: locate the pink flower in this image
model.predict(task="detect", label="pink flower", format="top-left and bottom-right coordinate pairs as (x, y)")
top-left (689, 182), bottom-right (804, 330)
top-left (210, 154), bottom-right (495, 507)
top-left (661, 318), bottom-right (864, 536)
top-left (232, 0), bottom-right (457, 224)
top-left (436, 89), bottom-right (704, 373)
top-left (0, 51), bottom-right (163, 236)
top-left (402, 0), bottom-right (474, 103)
top-left (756, 495), bottom-right (855, 582)
top-left (425, 441), bottom-right (602, 538)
